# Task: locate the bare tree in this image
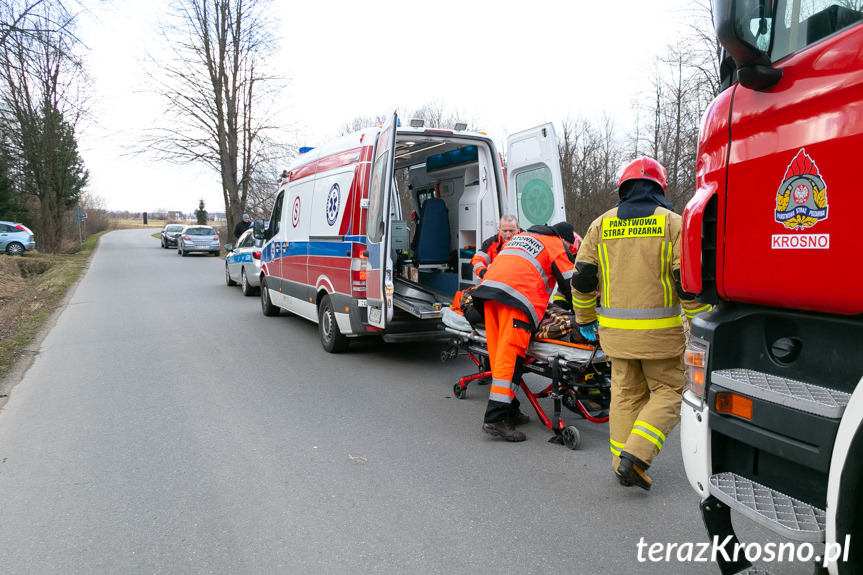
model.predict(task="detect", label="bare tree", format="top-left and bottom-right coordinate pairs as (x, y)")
top-left (625, 0), bottom-right (721, 213)
top-left (338, 114), bottom-right (388, 137)
top-left (143, 0), bottom-right (287, 237)
top-left (558, 115), bottom-right (622, 235)
top-left (0, 0), bottom-right (89, 252)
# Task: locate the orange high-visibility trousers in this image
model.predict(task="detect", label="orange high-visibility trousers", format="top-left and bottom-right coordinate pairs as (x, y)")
top-left (483, 300), bottom-right (532, 424)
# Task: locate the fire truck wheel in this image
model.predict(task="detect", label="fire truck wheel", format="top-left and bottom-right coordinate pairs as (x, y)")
top-left (318, 294), bottom-right (349, 353)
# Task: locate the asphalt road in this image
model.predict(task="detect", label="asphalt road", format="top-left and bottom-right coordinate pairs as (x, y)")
top-left (0, 229), bottom-right (814, 575)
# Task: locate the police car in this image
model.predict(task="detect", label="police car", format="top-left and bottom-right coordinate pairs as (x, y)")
top-left (224, 228), bottom-right (263, 296)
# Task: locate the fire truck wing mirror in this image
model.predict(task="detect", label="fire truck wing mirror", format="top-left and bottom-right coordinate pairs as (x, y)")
top-left (715, 0), bottom-right (782, 91)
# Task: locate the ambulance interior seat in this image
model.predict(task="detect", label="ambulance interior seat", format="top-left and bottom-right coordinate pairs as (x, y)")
top-left (415, 197), bottom-right (450, 268)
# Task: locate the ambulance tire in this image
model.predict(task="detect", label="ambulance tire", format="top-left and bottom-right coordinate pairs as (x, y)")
top-left (318, 295), bottom-right (349, 353)
top-left (260, 276), bottom-right (279, 317)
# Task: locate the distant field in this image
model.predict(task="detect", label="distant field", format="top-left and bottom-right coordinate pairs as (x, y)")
top-left (112, 218), bottom-right (168, 230)
top-left (112, 218), bottom-right (229, 230)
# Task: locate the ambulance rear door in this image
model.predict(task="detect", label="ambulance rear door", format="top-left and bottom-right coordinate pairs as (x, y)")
top-left (506, 123), bottom-right (566, 227)
top-left (365, 112), bottom-right (398, 329)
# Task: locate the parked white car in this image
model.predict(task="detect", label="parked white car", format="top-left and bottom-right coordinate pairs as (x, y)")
top-left (224, 228), bottom-right (262, 295)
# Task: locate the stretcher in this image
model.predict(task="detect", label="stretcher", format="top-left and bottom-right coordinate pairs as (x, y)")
top-left (440, 306), bottom-right (612, 449)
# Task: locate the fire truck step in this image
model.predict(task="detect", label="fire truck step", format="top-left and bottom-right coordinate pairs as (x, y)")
top-left (708, 472), bottom-right (825, 542)
top-left (711, 368), bottom-right (850, 419)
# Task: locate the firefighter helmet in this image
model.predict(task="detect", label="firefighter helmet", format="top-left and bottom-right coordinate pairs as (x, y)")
top-left (619, 157), bottom-right (667, 190)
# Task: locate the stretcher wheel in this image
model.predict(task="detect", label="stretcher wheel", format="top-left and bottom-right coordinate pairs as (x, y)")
top-left (562, 426), bottom-right (581, 450)
top-left (440, 347), bottom-right (458, 363)
top-left (453, 383), bottom-right (467, 399)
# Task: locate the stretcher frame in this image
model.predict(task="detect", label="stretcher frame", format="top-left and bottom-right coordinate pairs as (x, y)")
top-left (440, 307), bottom-right (611, 449)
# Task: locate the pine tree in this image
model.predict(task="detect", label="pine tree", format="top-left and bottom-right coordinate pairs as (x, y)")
top-left (194, 199), bottom-right (207, 224)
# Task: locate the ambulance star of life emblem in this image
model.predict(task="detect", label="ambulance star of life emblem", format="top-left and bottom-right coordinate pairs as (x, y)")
top-left (326, 183), bottom-right (340, 226)
top-left (774, 149), bottom-right (828, 230)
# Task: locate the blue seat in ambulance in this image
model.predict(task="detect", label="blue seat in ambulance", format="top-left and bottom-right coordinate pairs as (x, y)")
top-left (415, 198), bottom-right (450, 265)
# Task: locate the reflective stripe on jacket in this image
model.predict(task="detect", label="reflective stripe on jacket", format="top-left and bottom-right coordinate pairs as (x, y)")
top-left (572, 206), bottom-right (708, 359)
top-left (472, 231), bottom-right (574, 332)
top-left (471, 233), bottom-right (504, 278)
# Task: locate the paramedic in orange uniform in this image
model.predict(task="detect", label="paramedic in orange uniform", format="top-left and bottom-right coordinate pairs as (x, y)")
top-left (471, 222), bottom-right (575, 441)
top-left (471, 214), bottom-right (521, 279)
top-left (571, 157), bottom-right (713, 489)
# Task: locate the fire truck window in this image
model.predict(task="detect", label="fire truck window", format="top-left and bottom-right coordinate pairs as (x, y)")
top-left (771, 0), bottom-right (863, 61)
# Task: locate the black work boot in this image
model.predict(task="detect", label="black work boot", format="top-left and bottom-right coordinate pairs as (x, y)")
top-left (482, 420), bottom-right (526, 442)
top-left (614, 468), bottom-right (633, 487)
top-left (509, 409), bottom-right (530, 426)
top-left (617, 452), bottom-right (652, 491)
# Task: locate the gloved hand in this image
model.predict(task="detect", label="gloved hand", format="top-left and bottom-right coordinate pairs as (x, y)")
top-left (478, 268), bottom-right (486, 279)
top-left (578, 322), bottom-right (598, 342)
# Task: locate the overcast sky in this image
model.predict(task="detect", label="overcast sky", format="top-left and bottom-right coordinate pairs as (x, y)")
top-left (76, 0), bottom-right (696, 213)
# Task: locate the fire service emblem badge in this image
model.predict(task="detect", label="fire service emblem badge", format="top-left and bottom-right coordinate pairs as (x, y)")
top-left (775, 149), bottom-right (828, 230)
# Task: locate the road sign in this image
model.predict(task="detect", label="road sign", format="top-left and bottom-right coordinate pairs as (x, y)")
top-left (72, 205), bottom-right (87, 222)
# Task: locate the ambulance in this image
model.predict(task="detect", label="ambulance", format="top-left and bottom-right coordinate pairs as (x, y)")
top-left (254, 113), bottom-right (566, 352)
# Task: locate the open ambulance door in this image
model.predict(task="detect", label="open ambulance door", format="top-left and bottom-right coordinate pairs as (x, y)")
top-left (365, 112), bottom-right (398, 329)
top-left (506, 123), bottom-right (566, 228)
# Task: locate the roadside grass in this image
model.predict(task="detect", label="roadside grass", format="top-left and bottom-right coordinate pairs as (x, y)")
top-left (0, 232), bottom-right (106, 384)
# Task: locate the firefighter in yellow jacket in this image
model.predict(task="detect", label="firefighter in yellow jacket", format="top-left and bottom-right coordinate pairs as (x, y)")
top-left (571, 157), bottom-right (712, 491)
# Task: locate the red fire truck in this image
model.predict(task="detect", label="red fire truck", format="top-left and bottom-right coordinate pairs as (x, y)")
top-left (679, 0), bottom-right (863, 574)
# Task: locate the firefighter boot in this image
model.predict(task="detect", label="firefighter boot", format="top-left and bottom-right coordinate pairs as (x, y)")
top-left (482, 420), bottom-right (526, 442)
top-left (617, 452), bottom-right (652, 491)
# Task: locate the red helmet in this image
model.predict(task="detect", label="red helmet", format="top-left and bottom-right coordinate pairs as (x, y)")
top-left (618, 157), bottom-right (667, 190)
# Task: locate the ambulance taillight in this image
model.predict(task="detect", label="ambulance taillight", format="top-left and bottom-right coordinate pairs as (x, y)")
top-left (351, 242), bottom-right (367, 299)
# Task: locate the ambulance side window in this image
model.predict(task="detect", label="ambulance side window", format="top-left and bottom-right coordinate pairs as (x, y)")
top-left (268, 191), bottom-right (284, 239)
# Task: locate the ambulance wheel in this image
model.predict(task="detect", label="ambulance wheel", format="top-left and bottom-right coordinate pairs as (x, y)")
top-left (260, 277), bottom-right (279, 317)
top-left (319, 294), bottom-right (349, 353)
top-left (453, 383), bottom-right (466, 399)
top-left (562, 426), bottom-right (581, 450)
top-left (225, 264), bottom-right (237, 286)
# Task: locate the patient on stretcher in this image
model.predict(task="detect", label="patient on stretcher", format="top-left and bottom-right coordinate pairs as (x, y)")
top-left (443, 297), bottom-right (609, 414)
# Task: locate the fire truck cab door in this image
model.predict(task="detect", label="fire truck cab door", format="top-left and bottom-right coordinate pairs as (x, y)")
top-left (506, 123), bottom-right (566, 228)
top-left (365, 112), bottom-right (398, 328)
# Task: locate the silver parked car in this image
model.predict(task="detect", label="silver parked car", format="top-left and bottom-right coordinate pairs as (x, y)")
top-left (177, 225), bottom-right (220, 257)
top-left (0, 220), bottom-right (36, 255)
top-left (224, 228), bottom-right (262, 296)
